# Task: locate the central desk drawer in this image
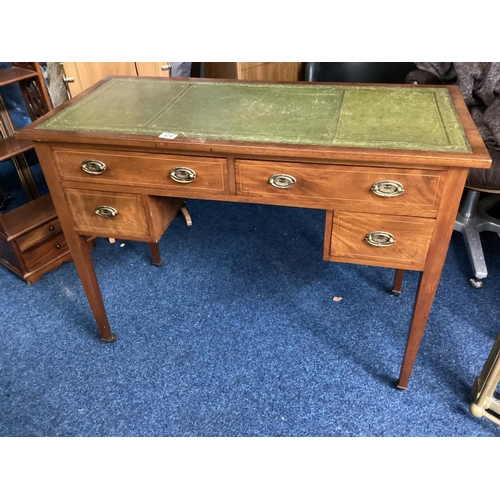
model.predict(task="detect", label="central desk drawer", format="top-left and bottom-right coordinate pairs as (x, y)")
top-left (53, 149), bottom-right (228, 195)
top-left (235, 160), bottom-right (446, 215)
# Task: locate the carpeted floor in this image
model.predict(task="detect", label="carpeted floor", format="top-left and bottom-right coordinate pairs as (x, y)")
top-left (1, 185), bottom-right (500, 436)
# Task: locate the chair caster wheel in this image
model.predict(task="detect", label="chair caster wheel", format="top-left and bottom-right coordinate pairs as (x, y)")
top-left (468, 278), bottom-right (484, 289)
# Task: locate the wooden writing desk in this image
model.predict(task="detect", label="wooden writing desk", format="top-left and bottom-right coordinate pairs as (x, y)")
top-left (17, 77), bottom-right (491, 389)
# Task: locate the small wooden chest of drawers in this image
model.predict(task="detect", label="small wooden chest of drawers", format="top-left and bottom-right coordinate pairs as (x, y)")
top-left (0, 194), bottom-right (73, 284)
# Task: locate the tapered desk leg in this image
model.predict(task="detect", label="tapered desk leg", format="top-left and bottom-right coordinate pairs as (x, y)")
top-left (149, 243), bottom-right (162, 267)
top-left (34, 144), bottom-right (115, 343)
top-left (397, 269), bottom-right (440, 389)
top-left (69, 234), bottom-right (116, 342)
top-left (397, 168), bottom-right (469, 389)
top-left (392, 269), bottom-right (406, 296)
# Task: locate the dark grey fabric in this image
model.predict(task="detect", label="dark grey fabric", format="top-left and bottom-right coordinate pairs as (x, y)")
top-left (415, 63), bottom-right (500, 152)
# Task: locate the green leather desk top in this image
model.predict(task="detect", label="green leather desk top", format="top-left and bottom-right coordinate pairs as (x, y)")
top-left (37, 78), bottom-right (472, 153)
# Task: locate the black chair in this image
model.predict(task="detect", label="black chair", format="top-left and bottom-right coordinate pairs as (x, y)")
top-left (304, 62), bottom-right (419, 84)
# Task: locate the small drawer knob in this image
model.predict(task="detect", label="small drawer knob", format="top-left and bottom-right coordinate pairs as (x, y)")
top-left (268, 174), bottom-right (296, 189)
top-left (169, 167), bottom-right (197, 183)
top-left (365, 231), bottom-right (396, 247)
top-left (371, 180), bottom-right (404, 198)
top-left (55, 244), bottom-right (61, 249)
top-left (94, 206), bottom-right (118, 219)
top-left (49, 225), bottom-right (55, 231)
top-left (81, 159), bottom-right (107, 175)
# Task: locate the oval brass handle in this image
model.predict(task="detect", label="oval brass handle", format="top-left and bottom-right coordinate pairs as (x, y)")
top-left (268, 174), bottom-right (296, 189)
top-left (169, 167), bottom-right (197, 183)
top-left (371, 180), bottom-right (404, 198)
top-left (94, 206), bottom-right (118, 219)
top-left (365, 231), bottom-right (396, 247)
top-left (81, 159), bottom-right (107, 175)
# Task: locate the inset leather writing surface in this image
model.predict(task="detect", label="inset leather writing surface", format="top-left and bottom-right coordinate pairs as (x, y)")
top-left (337, 88), bottom-right (469, 150)
top-left (37, 78), bottom-right (471, 153)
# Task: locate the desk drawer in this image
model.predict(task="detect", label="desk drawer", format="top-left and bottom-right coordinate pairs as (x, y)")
top-left (65, 189), bottom-right (151, 239)
top-left (235, 160), bottom-right (446, 215)
top-left (53, 148), bottom-right (228, 195)
top-left (324, 211), bottom-right (435, 271)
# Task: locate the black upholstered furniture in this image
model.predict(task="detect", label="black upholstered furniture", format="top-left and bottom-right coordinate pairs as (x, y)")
top-left (304, 62), bottom-right (430, 85)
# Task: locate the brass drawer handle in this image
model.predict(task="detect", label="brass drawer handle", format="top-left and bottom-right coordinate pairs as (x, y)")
top-left (365, 231), bottom-right (396, 247)
top-left (81, 159), bottom-right (107, 175)
top-left (268, 174), bottom-right (296, 189)
top-left (169, 167), bottom-right (197, 183)
top-left (94, 206), bottom-right (118, 219)
top-left (371, 180), bottom-right (404, 198)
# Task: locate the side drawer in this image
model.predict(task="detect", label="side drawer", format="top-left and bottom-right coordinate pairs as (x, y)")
top-left (22, 231), bottom-right (68, 271)
top-left (235, 160), bottom-right (446, 216)
top-left (53, 148), bottom-right (228, 195)
top-left (65, 189), bottom-right (151, 239)
top-left (16, 218), bottom-right (62, 253)
top-left (323, 211), bottom-right (436, 271)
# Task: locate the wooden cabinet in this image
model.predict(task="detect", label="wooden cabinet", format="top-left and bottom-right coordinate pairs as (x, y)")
top-left (0, 62), bottom-right (76, 284)
top-left (61, 62), bottom-right (172, 97)
top-left (204, 62), bottom-right (304, 81)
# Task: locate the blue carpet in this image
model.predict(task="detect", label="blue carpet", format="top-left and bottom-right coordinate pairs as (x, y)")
top-left (1, 193), bottom-right (500, 437)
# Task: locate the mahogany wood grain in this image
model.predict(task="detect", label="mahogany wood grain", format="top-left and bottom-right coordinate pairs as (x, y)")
top-left (65, 189), bottom-right (151, 240)
top-left (53, 148), bottom-right (229, 195)
top-left (22, 231), bottom-right (68, 270)
top-left (0, 66), bottom-right (38, 86)
top-left (397, 167), bottom-right (470, 389)
top-left (325, 211), bottom-right (436, 271)
top-left (0, 193), bottom-right (57, 239)
top-left (236, 160), bottom-right (447, 217)
top-left (146, 195), bottom-right (185, 242)
top-left (33, 143), bottom-right (116, 341)
top-left (0, 137), bottom-right (33, 162)
top-left (16, 218), bottom-right (61, 252)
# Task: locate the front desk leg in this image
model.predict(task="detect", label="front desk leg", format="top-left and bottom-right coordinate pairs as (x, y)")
top-left (70, 233), bottom-right (116, 343)
top-left (34, 144), bottom-right (115, 343)
top-left (397, 168), bottom-right (469, 389)
top-left (397, 269), bottom-right (439, 389)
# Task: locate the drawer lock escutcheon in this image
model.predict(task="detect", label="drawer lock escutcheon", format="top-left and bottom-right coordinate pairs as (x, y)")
top-left (81, 159), bottom-right (107, 175)
top-left (94, 206), bottom-right (118, 219)
top-left (169, 167), bottom-right (197, 183)
top-left (371, 180), bottom-right (404, 198)
top-left (365, 231), bottom-right (396, 247)
top-left (268, 174), bottom-right (297, 189)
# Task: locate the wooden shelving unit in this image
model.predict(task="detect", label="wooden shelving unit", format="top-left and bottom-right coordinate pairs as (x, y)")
top-left (0, 136), bottom-right (33, 162)
top-left (0, 62), bottom-right (77, 284)
top-left (0, 67), bottom-right (38, 86)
